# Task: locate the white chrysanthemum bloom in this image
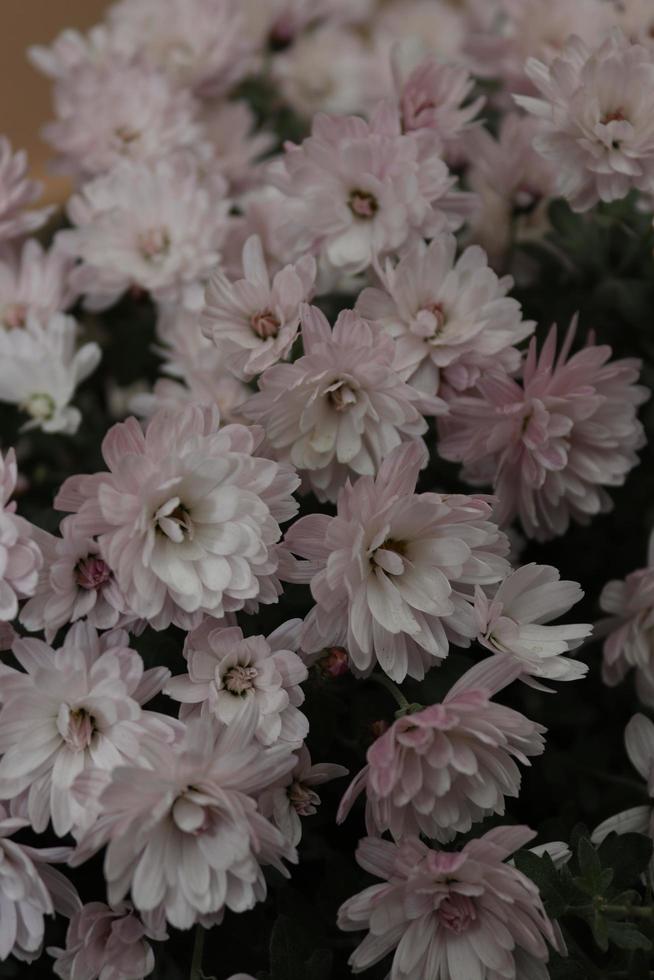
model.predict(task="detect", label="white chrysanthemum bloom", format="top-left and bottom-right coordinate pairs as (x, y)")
top-left (0, 137), bottom-right (53, 243)
top-left (474, 563), bottom-right (592, 684)
top-left (54, 404), bottom-right (300, 630)
top-left (202, 235), bottom-right (316, 380)
top-left (244, 305), bottom-right (438, 502)
top-left (0, 239), bottom-right (76, 330)
top-left (0, 313), bottom-right (101, 434)
top-left (165, 619), bottom-right (309, 747)
top-left (356, 234), bottom-right (535, 401)
top-left (71, 712), bottom-right (297, 930)
top-left (516, 30), bottom-right (654, 211)
top-left (0, 449), bottom-right (42, 622)
top-left (284, 441), bottom-right (510, 681)
top-left (59, 158), bottom-right (231, 310)
top-left (0, 623), bottom-right (178, 838)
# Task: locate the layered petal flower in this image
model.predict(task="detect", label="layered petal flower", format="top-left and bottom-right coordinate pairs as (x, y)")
top-left (0, 448), bottom-right (42, 622)
top-left (0, 138), bottom-right (52, 242)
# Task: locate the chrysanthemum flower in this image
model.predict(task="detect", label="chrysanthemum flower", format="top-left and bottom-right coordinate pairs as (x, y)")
top-left (55, 405), bottom-right (299, 629)
top-left (0, 622), bottom-right (177, 837)
top-left (338, 826), bottom-right (560, 980)
top-left (439, 322), bottom-right (648, 540)
top-left (395, 56), bottom-right (484, 151)
top-left (0, 137), bottom-right (53, 243)
top-left (165, 619), bottom-right (309, 747)
top-left (475, 563), bottom-right (591, 683)
top-left (0, 448), bottom-right (42, 622)
top-left (338, 657), bottom-right (544, 841)
top-left (59, 157), bottom-right (231, 310)
top-left (71, 712), bottom-right (297, 930)
top-left (284, 441), bottom-right (510, 681)
top-left (245, 305), bottom-right (436, 502)
top-left (199, 100), bottom-right (275, 194)
top-left (202, 235), bottom-right (316, 380)
top-left (355, 234), bottom-right (534, 401)
top-left (0, 239), bottom-right (76, 330)
top-left (516, 30), bottom-right (654, 211)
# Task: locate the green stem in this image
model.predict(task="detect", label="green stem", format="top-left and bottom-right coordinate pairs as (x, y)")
top-left (601, 903), bottom-right (654, 919)
top-left (369, 673), bottom-right (412, 713)
top-left (190, 924), bottom-right (205, 980)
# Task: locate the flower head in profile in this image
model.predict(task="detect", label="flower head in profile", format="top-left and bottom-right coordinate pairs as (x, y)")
top-left (439, 322), bottom-right (648, 540)
top-left (165, 619), bottom-right (309, 747)
top-left (202, 235), bottom-right (316, 380)
top-left (338, 657), bottom-right (544, 842)
top-left (55, 405), bottom-right (299, 630)
top-left (0, 622), bottom-right (176, 837)
top-left (475, 563), bottom-right (591, 683)
top-left (599, 529), bottom-right (654, 704)
top-left (0, 313), bottom-right (101, 434)
top-left (59, 158), bottom-right (230, 310)
top-left (48, 901), bottom-right (166, 980)
top-left (0, 239), bottom-right (76, 330)
top-left (71, 712), bottom-right (297, 930)
top-left (269, 105), bottom-right (473, 277)
top-left (356, 234), bottom-right (534, 402)
top-left (244, 305), bottom-right (436, 502)
top-left (516, 30), bottom-right (654, 211)
top-left (395, 55), bottom-right (484, 151)
top-left (259, 745), bottom-right (348, 847)
top-left (338, 826), bottom-right (560, 980)
top-left (0, 137), bottom-right (53, 242)
top-left (0, 803), bottom-right (79, 962)
top-left (0, 448), bottom-right (42, 622)
top-left (284, 441), bottom-right (510, 681)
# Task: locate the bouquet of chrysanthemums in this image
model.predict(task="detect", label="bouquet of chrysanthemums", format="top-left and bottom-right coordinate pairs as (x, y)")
top-left (2, 0), bottom-right (654, 977)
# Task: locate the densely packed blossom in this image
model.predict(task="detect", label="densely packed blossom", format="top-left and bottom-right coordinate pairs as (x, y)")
top-left (55, 405), bottom-right (299, 629)
top-left (284, 441), bottom-right (510, 680)
top-left (516, 30), bottom-right (654, 211)
top-left (337, 827), bottom-right (560, 979)
top-left (0, 137), bottom-right (52, 242)
top-left (338, 657), bottom-right (545, 842)
top-left (0, 448), bottom-right (42, 622)
top-left (439, 322), bottom-right (648, 539)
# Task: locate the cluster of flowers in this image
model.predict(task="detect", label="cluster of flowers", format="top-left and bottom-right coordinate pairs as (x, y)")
top-left (0, 0), bottom-right (653, 977)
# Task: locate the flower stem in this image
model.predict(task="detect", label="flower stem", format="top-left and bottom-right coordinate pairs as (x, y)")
top-left (190, 924), bottom-right (206, 980)
top-left (601, 903), bottom-right (654, 919)
top-left (369, 673), bottom-right (412, 713)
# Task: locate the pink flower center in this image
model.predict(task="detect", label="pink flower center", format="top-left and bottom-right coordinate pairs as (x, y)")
top-left (138, 227), bottom-right (170, 260)
top-left (59, 706), bottom-right (96, 751)
top-left (288, 780), bottom-right (320, 816)
top-left (251, 310), bottom-right (281, 340)
top-left (115, 125), bottom-right (141, 146)
top-left (172, 795), bottom-right (211, 835)
top-left (319, 647), bottom-right (349, 677)
top-left (75, 556), bottom-right (111, 591)
top-left (437, 893), bottom-right (477, 934)
top-left (155, 500), bottom-right (194, 542)
top-left (327, 379), bottom-right (357, 412)
top-left (348, 189), bottom-right (378, 220)
top-left (416, 302), bottom-right (446, 339)
top-left (602, 108), bottom-right (627, 124)
top-left (2, 303), bottom-right (28, 329)
top-left (224, 664), bottom-right (258, 696)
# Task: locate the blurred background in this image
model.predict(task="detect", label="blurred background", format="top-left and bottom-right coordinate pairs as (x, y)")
top-left (2, 0), bottom-right (109, 203)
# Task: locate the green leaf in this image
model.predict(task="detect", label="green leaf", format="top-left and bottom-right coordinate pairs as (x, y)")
top-left (513, 851), bottom-right (569, 918)
top-left (606, 920), bottom-right (653, 951)
top-left (597, 833), bottom-right (654, 891)
top-left (591, 909), bottom-right (609, 952)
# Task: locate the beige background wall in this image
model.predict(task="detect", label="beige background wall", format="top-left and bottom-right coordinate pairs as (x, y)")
top-left (2, 1), bottom-right (110, 202)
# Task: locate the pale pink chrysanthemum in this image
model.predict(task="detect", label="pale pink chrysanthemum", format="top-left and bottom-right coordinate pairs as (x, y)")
top-left (259, 745), bottom-right (348, 847)
top-left (338, 657), bottom-right (544, 842)
top-left (242, 0), bottom-right (374, 47)
top-left (0, 312), bottom-right (101, 435)
top-left (106, 0), bottom-right (257, 96)
top-left (54, 404), bottom-right (299, 630)
top-left (0, 622), bottom-right (177, 837)
top-left (374, 0), bottom-right (470, 69)
top-left (0, 137), bottom-right (53, 243)
top-left (439, 322), bottom-right (648, 540)
top-left (199, 100), bottom-right (275, 195)
top-left (355, 234), bottom-right (534, 403)
top-left (165, 619), bottom-right (309, 747)
top-left (599, 530), bottom-right (654, 704)
top-left (28, 23), bottom-right (130, 81)
top-left (0, 804), bottom-right (79, 962)
top-left (338, 826), bottom-right (560, 980)
top-left (20, 517), bottom-right (131, 642)
top-left (395, 55), bottom-right (484, 152)
top-left (41, 57), bottom-right (203, 179)
top-left (592, 713), bottom-right (654, 879)
top-left (58, 158), bottom-right (231, 311)
top-left (0, 448), bottom-right (42, 621)
top-left (284, 441), bottom-right (510, 681)
top-left (468, 0), bottom-right (616, 98)
top-left (0, 239), bottom-right (76, 330)
top-left (222, 186), bottom-right (310, 281)
top-left (202, 235), bottom-right (316, 380)
top-left (71, 712), bottom-right (297, 930)
top-left (615, 0), bottom-right (654, 46)
top-left (474, 563), bottom-right (592, 683)
top-left (244, 305), bottom-right (436, 502)
top-left (269, 105), bottom-right (474, 278)
top-left (515, 30), bottom-right (654, 211)
top-left (48, 902), bottom-right (167, 980)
